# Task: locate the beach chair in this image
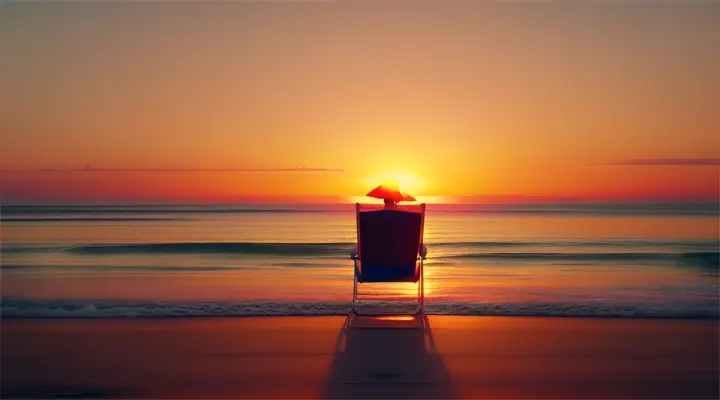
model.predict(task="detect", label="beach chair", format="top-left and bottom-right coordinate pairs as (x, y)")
top-left (350, 203), bottom-right (428, 315)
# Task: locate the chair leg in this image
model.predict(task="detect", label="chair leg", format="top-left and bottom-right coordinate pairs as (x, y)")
top-left (416, 266), bottom-right (422, 315)
top-left (419, 260), bottom-right (425, 315)
top-left (352, 266), bottom-right (358, 314)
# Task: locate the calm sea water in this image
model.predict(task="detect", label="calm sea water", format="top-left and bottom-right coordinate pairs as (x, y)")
top-left (1, 204), bottom-right (718, 318)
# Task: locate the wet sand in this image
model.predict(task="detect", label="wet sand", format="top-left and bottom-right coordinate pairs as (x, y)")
top-left (2, 315), bottom-right (718, 399)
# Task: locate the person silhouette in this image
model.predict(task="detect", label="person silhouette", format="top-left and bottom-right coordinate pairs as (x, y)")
top-left (383, 198), bottom-right (399, 210)
top-left (350, 187), bottom-right (427, 260)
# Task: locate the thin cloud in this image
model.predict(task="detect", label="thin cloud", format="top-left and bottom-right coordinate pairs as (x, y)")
top-left (1, 166), bottom-right (345, 173)
top-left (601, 158), bottom-right (719, 166)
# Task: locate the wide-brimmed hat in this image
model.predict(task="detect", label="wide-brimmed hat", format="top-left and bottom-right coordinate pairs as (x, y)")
top-left (366, 184), bottom-right (416, 202)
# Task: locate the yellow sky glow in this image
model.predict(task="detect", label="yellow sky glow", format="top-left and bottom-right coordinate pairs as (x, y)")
top-left (0, 1), bottom-right (718, 204)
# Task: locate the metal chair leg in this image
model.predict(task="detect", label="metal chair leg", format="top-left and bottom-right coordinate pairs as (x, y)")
top-left (352, 260), bottom-right (358, 314)
top-left (419, 259), bottom-right (425, 314)
top-left (352, 276), bottom-right (357, 314)
top-left (413, 260), bottom-right (424, 315)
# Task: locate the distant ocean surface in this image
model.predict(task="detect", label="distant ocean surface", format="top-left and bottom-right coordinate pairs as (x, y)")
top-left (1, 204), bottom-right (718, 319)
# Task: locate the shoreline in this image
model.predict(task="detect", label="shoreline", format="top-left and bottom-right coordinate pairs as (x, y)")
top-left (2, 314), bottom-right (719, 320)
top-left (4, 298), bottom-right (718, 319)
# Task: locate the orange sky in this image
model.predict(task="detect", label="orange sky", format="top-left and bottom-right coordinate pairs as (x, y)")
top-left (1, 1), bottom-right (718, 204)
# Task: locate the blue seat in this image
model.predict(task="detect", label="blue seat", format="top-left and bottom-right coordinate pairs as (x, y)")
top-left (355, 264), bottom-right (418, 283)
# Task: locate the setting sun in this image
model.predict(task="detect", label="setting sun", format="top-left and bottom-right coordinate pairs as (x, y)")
top-left (367, 171), bottom-right (425, 194)
top-left (349, 170), bottom-right (450, 204)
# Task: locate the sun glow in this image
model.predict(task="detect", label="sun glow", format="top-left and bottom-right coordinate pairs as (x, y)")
top-left (348, 195), bottom-right (450, 204)
top-left (368, 170), bottom-right (424, 194)
top-left (349, 169), bottom-right (452, 204)
top-left (351, 170), bottom-right (452, 204)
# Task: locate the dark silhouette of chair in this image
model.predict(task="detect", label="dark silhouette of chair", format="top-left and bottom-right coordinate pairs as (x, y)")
top-left (350, 203), bottom-right (427, 315)
top-left (323, 314), bottom-right (455, 399)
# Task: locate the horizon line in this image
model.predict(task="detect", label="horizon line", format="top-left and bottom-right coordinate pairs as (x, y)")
top-left (3, 199), bottom-right (718, 207)
top-left (0, 166), bottom-right (345, 173)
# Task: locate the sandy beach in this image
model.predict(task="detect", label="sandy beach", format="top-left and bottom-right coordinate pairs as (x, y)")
top-left (2, 315), bottom-right (717, 399)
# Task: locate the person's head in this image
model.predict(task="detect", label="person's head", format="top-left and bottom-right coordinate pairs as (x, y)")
top-left (384, 198), bottom-right (397, 208)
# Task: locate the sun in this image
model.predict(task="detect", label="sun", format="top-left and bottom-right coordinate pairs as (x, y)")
top-left (351, 169), bottom-right (450, 204)
top-left (374, 170), bottom-right (424, 194)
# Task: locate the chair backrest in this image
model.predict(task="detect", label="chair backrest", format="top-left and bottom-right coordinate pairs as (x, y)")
top-left (356, 203), bottom-right (425, 267)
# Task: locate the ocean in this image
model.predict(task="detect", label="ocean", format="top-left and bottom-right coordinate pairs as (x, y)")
top-left (1, 204), bottom-right (718, 318)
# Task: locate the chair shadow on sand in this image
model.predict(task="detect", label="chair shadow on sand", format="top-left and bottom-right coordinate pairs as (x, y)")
top-left (323, 313), bottom-right (457, 399)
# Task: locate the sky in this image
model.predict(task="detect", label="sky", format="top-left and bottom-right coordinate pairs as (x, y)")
top-left (1, 0), bottom-right (718, 204)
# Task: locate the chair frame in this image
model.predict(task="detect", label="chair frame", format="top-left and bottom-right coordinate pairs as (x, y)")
top-left (350, 203), bottom-right (427, 316)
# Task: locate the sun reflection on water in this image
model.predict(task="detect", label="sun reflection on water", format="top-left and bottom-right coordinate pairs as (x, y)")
top-left (374, 315), bottom-right (418, 322)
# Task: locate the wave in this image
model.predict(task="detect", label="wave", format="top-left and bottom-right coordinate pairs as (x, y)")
top-left (2, 217), bottom-right (186, 222)
top-left (64, 242), bottom-right (354, 256)
top-left (447, 239), bottom-right (719, 248)
top-left (2, 298), bottom-right (717, 319)
top-left (0, 264), bottom-right (269, 272)
top-left (451, 252), bottom-right (718, 270)
top-left (0, 260), bottom-right (334, 271)
top-left (7, 239), bottom-right (715, 254)
top-left (4, 241), bottom-right (717, 268)
top-left (449, 251), bottom-right (719, 262)
top-left (63, 245), bottom-right (720, 269)
top-left (2, 206), bottom-right (333, 215)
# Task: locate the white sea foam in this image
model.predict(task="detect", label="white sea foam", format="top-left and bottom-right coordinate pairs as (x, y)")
top-left (2, 298), bottom-right (717, 319)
